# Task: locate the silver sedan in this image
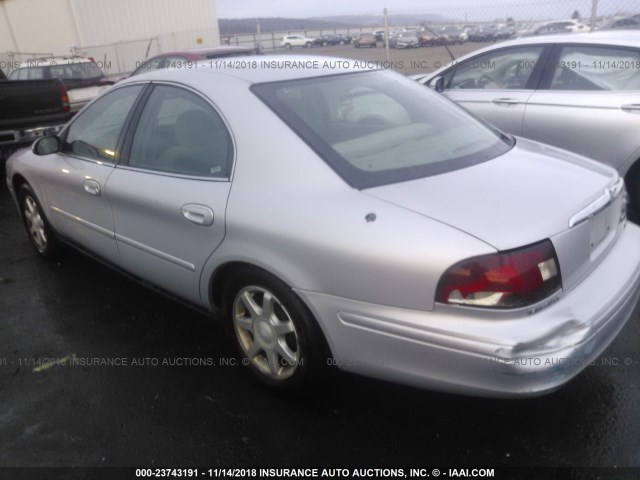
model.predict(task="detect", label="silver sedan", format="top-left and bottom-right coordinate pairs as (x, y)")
top-left (416, 31), bottom-right (640, 215)
top-left (6, 57), bottom-right (640, 397)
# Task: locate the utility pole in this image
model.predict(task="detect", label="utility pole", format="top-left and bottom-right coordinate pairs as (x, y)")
top-left (256, 19), bottom-right (262, 53)
top-left (384, 8), bottom-right (389, 62)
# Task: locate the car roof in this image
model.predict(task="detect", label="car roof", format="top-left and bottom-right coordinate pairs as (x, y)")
top-left (158, 46), bottom-right (254, 58)
top-left (19, 56), bottom-right (93, 66)
top-left (120, 55), bottom-right (377, 85)
top-left (420, 30), bottom-right (640, 81)
top-left (506, 30), bottom-right (640, 47)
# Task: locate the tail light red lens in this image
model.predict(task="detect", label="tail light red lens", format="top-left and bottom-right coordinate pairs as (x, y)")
top-left (58, 82), bottom-right (70, 113)
top-left (436, 240), bottom-right (561, 309)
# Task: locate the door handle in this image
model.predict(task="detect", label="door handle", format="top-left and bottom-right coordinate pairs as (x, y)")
top-left (491, 98), bottom-right (520, 107)
top-left (621, 104), bottom-right (640, 113)
top-left (83, 179), bottom-right (101, 196)
top-left (181, 204), bottom-right (214, 226)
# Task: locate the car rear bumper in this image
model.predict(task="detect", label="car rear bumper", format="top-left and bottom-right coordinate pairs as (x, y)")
top-left (298, 222), bottom-right (640, 398)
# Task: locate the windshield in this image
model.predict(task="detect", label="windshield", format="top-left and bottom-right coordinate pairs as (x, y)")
top-left (252, 70), bottom-right (513, 189)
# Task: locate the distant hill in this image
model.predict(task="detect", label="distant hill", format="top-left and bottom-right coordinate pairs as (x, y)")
top-left (310, 14), bottom-right (451, 26)
top-left (219, 14), bottom-right (453, 35)
top-left (219, 18), bottom-right (356, 35)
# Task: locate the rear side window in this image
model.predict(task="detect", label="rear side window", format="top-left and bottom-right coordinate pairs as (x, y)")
top-left (128, 85), bottom-right (233, 178)
top-left (9, 68), bottom-right (43, 80)
top-left (50, 62), bottom-right (104, 80)
top-left (253, 70), bottom-right (513, 189)
top-left (550, 45), bottom-right (640, 91)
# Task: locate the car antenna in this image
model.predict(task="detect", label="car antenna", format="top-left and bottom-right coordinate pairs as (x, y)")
top-left (421, 23), bottom-right (456, 63)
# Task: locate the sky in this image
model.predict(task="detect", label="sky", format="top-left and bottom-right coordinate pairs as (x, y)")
top-left (216, 0), bottom-right (636, 21)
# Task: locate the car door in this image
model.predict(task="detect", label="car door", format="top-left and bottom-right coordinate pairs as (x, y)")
top-left (523, 44), bottom-right (640, 174)
top-left (38, 84), bottom-right (145, 261)
top-left (433, 45), bottom-right (549, 135)
top-left (106, 83), bottom-right (234, 306)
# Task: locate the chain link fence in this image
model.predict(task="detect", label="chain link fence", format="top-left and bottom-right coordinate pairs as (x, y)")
top-left (2, 0), bottom-right (639, 77)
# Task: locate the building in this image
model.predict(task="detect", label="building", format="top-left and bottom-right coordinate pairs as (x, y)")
top-left (0, 0), bottom-right (220, 75)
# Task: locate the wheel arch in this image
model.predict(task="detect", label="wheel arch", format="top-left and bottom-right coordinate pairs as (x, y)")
top-left (207, 260), bottom-right (335, 358)
top-left (11, 173), bottom-right (29, 201)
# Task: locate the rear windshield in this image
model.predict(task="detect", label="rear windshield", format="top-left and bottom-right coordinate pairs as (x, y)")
top-left (9, 62), bottom-right (104, 83)
top-left (252, 70), bottom-right (513, 189)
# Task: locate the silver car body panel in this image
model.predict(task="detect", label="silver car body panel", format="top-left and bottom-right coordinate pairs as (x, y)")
top-left (106, 167), bottom-right (231, 305)
top-left (6, 58), bottom-right (640, 396)
top-left (523, 90), bottom-right (640, 174)
top-left (298, 222), bottom-right (640, 397)
top-left (443, 89), bottom-right (535, 135)
top-left (11, 148), bottom-right (120, 261)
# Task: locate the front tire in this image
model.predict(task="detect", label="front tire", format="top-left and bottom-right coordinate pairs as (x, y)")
top-left (305, 42), bottom-right (312, 48)
top-left (18, 184), bottom-right (61, 259)
top-left (223, 268), bottom-right (329, 389)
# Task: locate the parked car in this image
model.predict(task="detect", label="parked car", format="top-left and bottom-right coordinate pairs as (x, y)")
top-left (313, 35), bottom-right (345, 47)
top-left (6, 56), bottom-right (640, 397)
top-left (439, 26), bottom-right (467, 44)
top-left (598, 16), bottom-right (640, 31)
top-left (129, 46), bottom-right (259, 77)
top-left (518, 19), bottom-right (588, 37)
top-left (8, 57), bottom-right (112, 112)
top-left (372, 30), bottom-right (386, 41)
top-left (388, 31), bottom-right (420, 49)
top-left (419, 29), bottom-right (448, 47)
top-left (468, 24), bottom-right (502, 42)
top-left (0, 69), bottom-right (72, 162)
top-left (354, 33), bottom-right (377, 48)
top-left (415, 30), bottom-right (640, 213)
top-left (281, 35), bottom-right (314, 49)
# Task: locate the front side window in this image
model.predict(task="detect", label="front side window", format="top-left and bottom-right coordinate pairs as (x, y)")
top-left (444, 46), bottom-right (545, 90)
top-left (550, 45), bottom-right (640, 91)
top-left (253, 70), bottom-right (513, 189)
top-left (128, 85), bottom-right (233, 178)
top-left (62, 85), bottom-right (143, 162)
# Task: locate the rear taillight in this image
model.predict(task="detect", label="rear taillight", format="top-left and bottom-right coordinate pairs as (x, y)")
top-left (436, 240), bottom-right (561, 309)
top-left (58, 82), bottom-right (70, 113)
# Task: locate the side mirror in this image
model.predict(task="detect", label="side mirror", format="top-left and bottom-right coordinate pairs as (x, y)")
top-left (429, 76), bottom-right (445, 93)
top-left (33, 136), bottom-right (61, 156)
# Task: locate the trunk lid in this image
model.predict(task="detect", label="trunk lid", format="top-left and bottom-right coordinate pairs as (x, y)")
top-left (365, 137), bottom-right (626, 291)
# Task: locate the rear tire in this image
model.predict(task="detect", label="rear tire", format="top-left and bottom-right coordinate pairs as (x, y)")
top-left (285, 43), bottom-right (292, 50)
top-left (18, 184), bottom-right (61, 259)
top-left (223, 267), bottom-right (330, 390)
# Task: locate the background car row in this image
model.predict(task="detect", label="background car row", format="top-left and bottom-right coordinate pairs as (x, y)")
top-left (414, 30), bottom-right (640, 215)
